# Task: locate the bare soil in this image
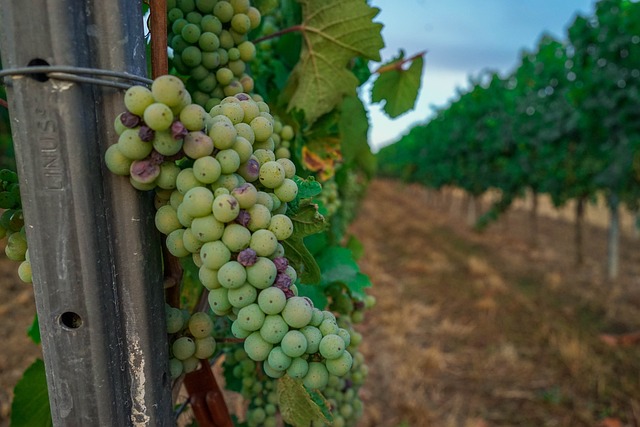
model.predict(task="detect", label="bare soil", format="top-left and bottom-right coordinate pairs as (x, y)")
top-left (2, 178), bottom-right (640, 427)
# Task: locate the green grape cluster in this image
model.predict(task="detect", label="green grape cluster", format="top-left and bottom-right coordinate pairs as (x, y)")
top-left (271, 116), bottom-right (293, 160)
top-left (167, 0), bottom-right (261, 111)
top-left (166, 305), bottom-right (218, 378)
top-left (0, 169), bottom-right (31, 283)
top-left (314, 178), bottom-right (341, 220)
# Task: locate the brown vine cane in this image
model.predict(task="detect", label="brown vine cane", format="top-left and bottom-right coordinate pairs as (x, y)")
top-left (184, 360), bottom-right (234, 427)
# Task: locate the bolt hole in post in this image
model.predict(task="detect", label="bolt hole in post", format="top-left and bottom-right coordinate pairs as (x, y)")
top-left (27, 58), bottom-right (50, 82)
top-left (59, 311), bottom-right (83, 329)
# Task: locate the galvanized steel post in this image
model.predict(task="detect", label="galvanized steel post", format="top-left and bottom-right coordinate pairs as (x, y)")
top-left (0, 1), bottom-right (173, 425)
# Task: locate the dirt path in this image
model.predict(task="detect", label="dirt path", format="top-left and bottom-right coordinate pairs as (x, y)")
top-left (352, 179), bottom-right (640, 427)
top-left (2, 178), bottom-right (640, 426)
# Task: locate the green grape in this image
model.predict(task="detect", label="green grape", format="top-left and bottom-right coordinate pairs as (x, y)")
top-left (172, 18), bottom-right (188, 35)
top-left (221, 223), bottom-right (251, 252)
top-left (202, 51), bottom-right (221, 69)
top-left (238, 41), bottom-right (256, 62)
top-left (195, 0), bottom-right (215, 13)
top-left (168, 7), bottom-right (184, 22)
top-left (179, 104), bottom-right (207, 131)
top-left (230, 183), bottom-right (257, 209)
top-left (182, 186), bottom-right (214, 217)
top-left (193, 156), bottom-right (222, 184)
top-left (166, 229), bottom-right (190, 257)
top-left (184, 227), bottom-right (204, 253)
top-left (217, 260), bottom-right (247, 289)
top-left (267, 214), bottom-right (293, 240)
top-left (216, 149), bottom-right (241, 174)
top-left (228, 60), bottom-right (246, 77)
top-left (259, 314), bottom-right (288, 344)
top-left (287, 357), bottom-right (309, 379)
top-left (245, 256), bottom-right (277, 289)
top-left (267, 346), bottom-right (291, 371)
top-left (114, 113), bottom-right (128, 135)
top-left (181, 22), bottom-right (201, 43)
top-left (124, 85), bottom-right (154, 116)
top-left (213, 1), bottom-right (234, 22)
top-left (17, 260), bottom-right (32, 283)
top-left (153, 130), bottom-right (183, 156)
top-left (258, 161), bottom-right (285, 189)
top-left (337, 328), bottom-right (351, 347)
top-left (277, 158), bottom-right (296, 179)
top-left (170, 190), bottom-right (184, 210)
top-left (280, 330), bottom-right (308, 358)
top-left (199, 265), bottom-right (221, 290)
top-left (227, 47), bottom-right (241, 62)
top-left (216, 67), bottom-right (234, 86)
top-left (208, 287), bottom-right (232, 313)
top-left (214, 187), bottom-right (230, 197)
top-left (172, 336), bottom-right (196, 360)
top-left (177, 0), bottom-right (196, 13)
top-left (191, 214), bottom-right (224, 242)
top-left (104, 144), bottom-right (133, 176)
top-left (194, 336), bottom-right (217, 359)
top-left (300, 325), bottom-right (323, 354)
top-left (188, 313), bottom-right (214, 339)
top-left (319, 334), bottom-right (346, 360)
top-left (220, 101), bottom-right (244, 124)
top-left (213, 173), bottom-right (242, 191)
top-left (303, 362), bottom-right (329, 390)
top-left (176, 203), bottom-right (194, 227)
top-left (183, 131), bottom-right (214, 159)
top-left (129, 176), bottom-right (157, 191)
top-left (257, 287), bottom-right (286, 315)
top-left (230, 137), bottom-right (252, 165)
top-left (319, 318), bottom-right (339, 336)
top-left (151, 74), bottom-right (186, 108)
top-left (235, 122), bottom-right (255, 143)
top-left (182, 45), bottom-right (203, 67)
top-left (325, 351), bottom-right (353, 377)
top-left (250, 116), bottom-right (273, 142)
top-left (230, 0), bottom-right (250, 13)
top-left (198, 32), bottom-right (220, 52)
top-left (196, 74), bottom-right (217, 92)
top-left (246, 6), bottom-right (261, 29)
top-left (253, 149), bottom-right (275, 166)
top-left (274, 178), bottom-right (298, 203)
top-left (231, 319), bottom-right (251, 338)
top-left (249, 229), bottom-right (278, 257)
top-left (262, 362), bottom-right (284, 380)
top-left (200, 14), bottom-right (222, 34)
top-left (208, 118), bottom-right (237, 149)
top-left (143, 103), bottom-right (174, 131)
top-left (157, 162), bottom-right (181, 190)
top-left (166, 305), bottom-right (184, 333)
top-left (200, 240), bottom-right (231, 270)
top-left (117, 129), bottom-right (152, 160)
top-left (169, 358), bottom-right (183, 379)
top-left (282, 296), bottom-right (313, 329)
top-left (211, 193), bottom-right (240, 223)
top-left (240, 75), bottom-right (254, 93)
top-left (236, 303), bottom-right (266, 331)
top-left (171, 34), bottom-right (189, 54)
top-left (244, 331), bottom-right (273, 361)
top-left (182, 356), bottom-right (199, 373)
top-left (227, 282), bottom-right (257, 308)
top-left (252, 137), bottom-right (275, 152)
top-left (155, 205), bottom-right (182, 235)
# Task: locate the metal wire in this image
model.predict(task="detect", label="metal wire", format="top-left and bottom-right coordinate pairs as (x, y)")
top-left (0, 65), bottom-right (152, 88)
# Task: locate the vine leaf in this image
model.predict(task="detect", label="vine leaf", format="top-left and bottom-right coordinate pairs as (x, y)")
top-left (11, 359), bottom-right (52, 427)
top-left (277, 375), bottom-right (330, 426)
top-left (372, 51), bottom-right (424, 118)
top-left (282, 202), bottom-right (325, 284)
top-left (284, 0), bottom-right (384, 124)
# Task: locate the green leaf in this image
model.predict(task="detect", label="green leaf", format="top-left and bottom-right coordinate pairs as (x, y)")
top-left (296, 282), bottom-right (329, 309)
top-left (27, 314), bottom-right (41, 344)
top-left (179, 257), bottom-right (204, 312)
top-left (339, 95), bottom-right (370, 166)
top-left (11, 359), bottom-right (52, 427)
top-left (282, 202), bottom-right (325, 284)
top-left (284, 0), bottom-right (384, 124)
top-left (277, 375), bottom-right (329, 426)
top-left (345, 235), bottom-right (364, 260)
top-left (294, 175), bottom-right (322, 200)
top-left (0, 191), bottom-right (16, 209)
top-left (372, 52), bottom-right (424, 118)
top-left (317, 246), bottom-right (358, 285)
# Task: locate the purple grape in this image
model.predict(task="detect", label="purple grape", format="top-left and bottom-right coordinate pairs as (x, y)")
top-left (235, 93), bottom-right (251, 101)
top-left (130, 159), bottom-right (160, 184)
top-left (273, 257), bottom-right (289, 273)
top-left (275, 272), bottom-right (292, 289)
top-left (237, 248), bottom-right (257, 267)
top-left (138, 125), bottom-right (155, 142)
top-left (235, 209), bottom-right (251, 227)
top-left (120, 112), bottom-right (141, 128)
top-left (171, 121), bottom-right (188, 140)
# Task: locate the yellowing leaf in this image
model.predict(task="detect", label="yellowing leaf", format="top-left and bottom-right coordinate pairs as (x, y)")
top-left (277, 375), bottom-right (330, 427)
top-left (285, 0), bottom-right (384, 124)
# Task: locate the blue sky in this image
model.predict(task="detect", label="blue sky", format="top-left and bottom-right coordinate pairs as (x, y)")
top-left (363, 0), bottom-right (597, 151)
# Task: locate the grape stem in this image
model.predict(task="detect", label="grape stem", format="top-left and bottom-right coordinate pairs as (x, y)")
top-left (253, 25), bottom-right (304, 44)
top-left (149, 0), bottom-right (169, 78)
top-left (374, 50), bottom-right (427, 74)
